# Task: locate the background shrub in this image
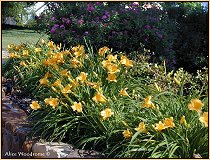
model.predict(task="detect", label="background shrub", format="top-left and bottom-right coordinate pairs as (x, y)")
top-left (36, 2), bottom-right (208, 72)
top-left (36, 2), bottom-right (177, 69)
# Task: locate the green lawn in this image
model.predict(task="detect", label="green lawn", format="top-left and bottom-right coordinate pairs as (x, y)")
top-left (2, 29), bottom-right (49, 50)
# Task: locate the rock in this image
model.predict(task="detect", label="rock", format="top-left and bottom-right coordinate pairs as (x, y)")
top-left (32, 142), bottom-right (103, 158)
top-left (32, 142), bottom-right (74, 158)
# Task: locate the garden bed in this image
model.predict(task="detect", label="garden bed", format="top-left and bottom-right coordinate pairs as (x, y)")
top-left (2, 40), bottom-right (208, 158)
top-left (2, 92), bottom-right (102, 158)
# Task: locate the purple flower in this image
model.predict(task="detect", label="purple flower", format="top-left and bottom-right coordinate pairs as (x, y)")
top-left (51, 17), bottom-right (56, 21)
top-left (54, 24), bottom-right (60, 28)
top-left (95, 2), bottom-right (102, 5)
top-left (50, 27), bottom-right (56, 33)
top-left (84, 31), bottom-right (89, 35)
top-left (62, 17), bottom-right (66, 22)
top-left (95, 17), bottom-right (99, 21)
top-left (144, 25), bottom-right (151, 29)
top-left (132, 2), bottom-right (139, 7)
top-left (102, 15), bottom-right (107, 20)
top-left (104, 11), bottom-right (110, 16)
top-left (78, 19), bottom-right (84, 25)
top-left (72, 30), bottom-right (76, 33)
top-left (87, 4), bottom-right (95, 11)
top-left (66, 20), bottom-right (71, 25)
top-left (60, 25), bottom-right (65, 29)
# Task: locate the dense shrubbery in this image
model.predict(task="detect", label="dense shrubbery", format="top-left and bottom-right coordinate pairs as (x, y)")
top-left (36, 2), bottom-right (177, 69)
top-left (3, 41), bottom-right (208, 158)
top-left (35, 2), bottom-right (208, 72)
top-left (164, 2), bottom-right (208, 72)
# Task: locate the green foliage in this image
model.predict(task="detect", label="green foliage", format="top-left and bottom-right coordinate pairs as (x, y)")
top-left (2, 2), bottom-right (36, 25)
top-left (36, 2), bottom-right (177, 69)
top-left (162, 2), bottom-right (208, 72)
top-left (36, 2), bottom-right (207, 72)
top-left (3, 41), bottom-right (208, 158)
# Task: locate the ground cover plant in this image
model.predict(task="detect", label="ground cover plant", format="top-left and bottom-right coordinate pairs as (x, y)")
top-left (3, 40), bottom-right (208, 158)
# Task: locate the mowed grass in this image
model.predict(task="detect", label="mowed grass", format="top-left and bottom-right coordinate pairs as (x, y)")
top-left (2, 29), bottom-right (49, 50)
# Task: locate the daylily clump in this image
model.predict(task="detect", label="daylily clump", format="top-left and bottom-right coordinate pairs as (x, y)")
top-left (4, 42), bottom-right (208, 158)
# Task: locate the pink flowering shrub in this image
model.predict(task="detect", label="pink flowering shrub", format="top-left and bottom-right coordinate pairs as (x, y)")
top-left (36, 2), bottom-right (176, 68)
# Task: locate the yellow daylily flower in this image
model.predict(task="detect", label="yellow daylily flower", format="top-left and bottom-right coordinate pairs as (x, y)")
top-left (9, 52), bottom-right (20, 59)
top-left (98, 46), bottom-right (110, 56)
top-left (102, 60), bottom-right (112, 68)
top-left (106, 64), bottom-right (120, 74)
top-left (86, 81), bottom-right (100, 89)
top-left (123, 129), bottom-right (133, 139)
top-left (30, 101), bottom-right (41, 110)
top-left (60, 69), bottom-right (69, 77)
top-left (107, 54), bottom-right (117, 62)
top-left (44, 71), bottom-right (52, 79)
top-left (22, 50), bottom-right (29, 56)
top-left (71, 45), bottom-right (85, 57)
top-left (119, 88), bottom-right (129, 97)
top-left (71, 102), bottom-right (83, 113)
top-left (35, 48), bottom-right (42, 53)
top-left (143, 96), bottom-right (155, 109)
top-left (188, 98), bottom-right (204, 112)
top-left (19, 61), bottom-right (27, 66)
top-left (47, 51), bottom-right (53, 57)
top-left (120, 55), bottom-right (133, 68)
top-left (100, 108), bottom-right (114, 120)
top-left (106, 73), bottom-right (117, 82)
top-left (76, 72), bottom-right (87, 83)
top-left (9, 53), bottom-right (15, 58)
top-left (92, 92), bottom-right (107, 103)
top-left (69, 78), bottom-right (79, 89)
top-left (61, 84), bottom-right (73, 94)
top-left (71, 57), bottom-right (82, 68)
top-left (135, 122), bottom-right (147, 133)
top-left (154, 121), bottom-right (166, 131)
top-left (39, 78), bottom-right (49, 85)
top-left (44, 97), bottom-right (59, 109)
top-left (53, 79), bottom-right (62, 87)
top-left (48, 41), bottom-right (54, 48)
top-left (42, 59), bottom-right (49, 66)
top-left (199, 112), bottom-right (208, 127)
top-left (7, 44), bottom-right (15, 50)
top-left (163, 117), bottom-right (175, 128)
top-left (53, 53), bottom-right (64, 64)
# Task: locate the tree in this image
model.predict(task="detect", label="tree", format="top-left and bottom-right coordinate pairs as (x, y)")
top-left (2, 2), bottom-right (36, 24)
